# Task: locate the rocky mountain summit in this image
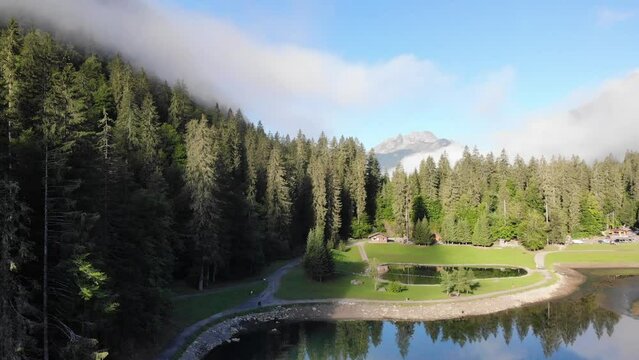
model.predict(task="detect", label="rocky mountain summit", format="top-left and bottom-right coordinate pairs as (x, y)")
top-left (374, 131), bottom-right (455, 171)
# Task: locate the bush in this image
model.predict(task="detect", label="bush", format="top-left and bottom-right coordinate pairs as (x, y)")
top-left (387, 281), bottom-right (407, 293)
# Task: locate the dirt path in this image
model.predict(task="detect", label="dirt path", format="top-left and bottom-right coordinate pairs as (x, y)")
top-left (534, 251), bottom-right (547, 269)
top-left (156, 258), bottom-right (301, 360)
top-left (355, 241), bottom-right (369, 262)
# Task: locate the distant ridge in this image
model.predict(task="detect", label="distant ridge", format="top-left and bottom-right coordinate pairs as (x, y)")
top-left (373, 131), bottom-right (462, 172)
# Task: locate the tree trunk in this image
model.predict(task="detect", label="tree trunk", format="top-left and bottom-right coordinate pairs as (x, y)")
top-left (43, 143), bottom-right (49, 360)
top-left (205, 263), bottom-right (210, 288)
top-left (7, 116), bottom-right (11, 172)
top-left (198, 259), bottom-right (204, 291)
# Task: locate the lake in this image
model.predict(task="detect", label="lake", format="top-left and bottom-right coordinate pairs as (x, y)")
top-left (205, 269), bottom-right (639, 359)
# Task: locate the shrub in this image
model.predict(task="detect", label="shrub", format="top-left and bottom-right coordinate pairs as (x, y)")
top-left (387, 281), bottom-right (407, 293)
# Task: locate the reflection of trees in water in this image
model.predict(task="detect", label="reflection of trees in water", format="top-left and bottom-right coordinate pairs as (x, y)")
top-left (301, 295), bottom-right (618, 359)
top-left (334, 321), bottom-right (370, 359)
top-left (287, 321), bottom-right (374, 360)
top-left (208, 296), bottom-right (620, 359)
top-left (393, 322), bottom-right (415, 358)
top-left (422, 294), bottom-right (619, 357)
top-left (368, 321), bottom-right (383, 347)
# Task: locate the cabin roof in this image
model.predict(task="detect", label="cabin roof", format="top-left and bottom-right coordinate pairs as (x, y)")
top-left (368, 232), bottom-right (387, 238)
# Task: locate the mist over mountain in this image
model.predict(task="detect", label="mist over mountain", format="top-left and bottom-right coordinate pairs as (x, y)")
top-left (374, 131), bottom-right (465, 172)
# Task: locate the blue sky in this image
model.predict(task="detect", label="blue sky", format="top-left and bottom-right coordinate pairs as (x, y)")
top-left (168, 0), bottom-right (639, 148)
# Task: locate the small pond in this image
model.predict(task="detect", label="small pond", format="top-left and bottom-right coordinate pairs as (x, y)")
top-left (205, 268), bottom-right (639, 359)
top-left (379, 264), bottom-right (528, 285)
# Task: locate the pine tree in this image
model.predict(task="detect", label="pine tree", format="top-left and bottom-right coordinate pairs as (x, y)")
top-left (577, 193), bottom-right (604, 237)
top-left (521, 210), bottom-right (547, 250)
top-left (265, 146), bottom-right (292, 256)
top-left (168, 80), bottom-right (193, 131)
top-left (137, 93), bottom-right (159, 166)
top-left (392, 165), bottom-right (411, 237)
top-left (309, 149), bottom-right (328, 232)
top-left (327, 174), bottom-right (342, 245)
top-left (303, 227), bottom-right (334, 282)
top-left (418, 156), bottom-right (438, 200)
top-left (0, 181), bottom-right (33, 360)
top-left (413, 218), bottom-right (434, 245)
top-left (185, 116), bottom-right (219, 291)
top-left (471, 207), bottom-right (491, 246)
top-left (0, 19), bottom-right (22, 172)
top-left (364, 151), bottom-right (382, 221)
top-left (42, 63), bottom-right (90, 360)
top-left (350, 151), bottom-right (367, 218)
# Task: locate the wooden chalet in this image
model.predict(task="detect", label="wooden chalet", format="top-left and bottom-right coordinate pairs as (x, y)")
top-left (368, 232), bottom-right (389, 243)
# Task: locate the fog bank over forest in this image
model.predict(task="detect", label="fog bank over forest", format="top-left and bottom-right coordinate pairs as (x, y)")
top-left (3, 0), bottom-right (639, 163)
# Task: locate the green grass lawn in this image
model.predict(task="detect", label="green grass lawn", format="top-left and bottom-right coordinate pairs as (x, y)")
top-left (546, 250), bottom-right (639, 269)
top-left (365, 243), bottom-right (536, 268)
top-left (564, 243), bottom-right (639, 251)
top-left (172, 281), bottom-right (267, 328)
top-left (276, 246), bottom-right (545, 301)
top-left (334, 247), bottom-right (366, 274)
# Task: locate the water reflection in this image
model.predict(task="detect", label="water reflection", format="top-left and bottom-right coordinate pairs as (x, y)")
top-left (380, 265), bottom-right (527, 285)
top-left (206, 274), bottom-right (639, 360)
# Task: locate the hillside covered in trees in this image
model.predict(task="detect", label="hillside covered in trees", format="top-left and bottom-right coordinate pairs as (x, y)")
top-left (379, 148), bottom-right (639, 250)
top-left (1, 20), bottom-right (639, 360)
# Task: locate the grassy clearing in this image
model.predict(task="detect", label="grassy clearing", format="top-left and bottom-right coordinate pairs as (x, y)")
top-left (172, 281), bottom-right (267, 329)
top-left (365, 243), bottom-right (536, 268)
top-left (334, 247), bottom-right (366, 273)
top-left (276, 246), bottom-right (545, 301)
top-left (546, 250), bottom-right (639, 269)
top-left (564, 243), bottom-right (639, 251)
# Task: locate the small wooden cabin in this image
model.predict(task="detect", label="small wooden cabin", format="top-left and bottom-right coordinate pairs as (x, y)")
top-left (608, 226), bottom-right (632, 238)
top-left (368, 232), bottom-right (389, 243)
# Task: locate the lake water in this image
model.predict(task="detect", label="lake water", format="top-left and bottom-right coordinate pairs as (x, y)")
top-left (205, 269), bottom-right (639, 360)
top-left (380, 265), bottom-right (527, 285)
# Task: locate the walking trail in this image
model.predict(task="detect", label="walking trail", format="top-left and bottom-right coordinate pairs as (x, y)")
top-left (156, 258), bottom-right (301, 360)
top-left (355, 241), bottom-right (369, 262)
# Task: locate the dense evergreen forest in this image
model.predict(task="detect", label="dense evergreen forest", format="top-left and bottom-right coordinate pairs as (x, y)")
top-left (380, 147), bottom-right (639, 250)
top-left (1, 20), bottom-right (639, 360)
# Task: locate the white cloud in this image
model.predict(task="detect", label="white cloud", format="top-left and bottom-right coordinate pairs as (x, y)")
top-left (597, 7), bottom-right (635, 26)
top-left (569, 317), bottom-right (639, 360)
top-left (494, 70), bottom-right (639, 162)
top-left (473, 66), bottom-right (516, 116)
top-left (400, 143), bottom-right (466, 173)
top-left (0, 0), bottom-right (519, 144)
top-left (0, 0), bottom-right (452, 137)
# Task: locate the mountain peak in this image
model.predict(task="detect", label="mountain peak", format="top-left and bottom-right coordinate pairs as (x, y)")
top-left (374, 131), bottom-right (442, 154)
top-left (373, 131), bottom-right (460, 172)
